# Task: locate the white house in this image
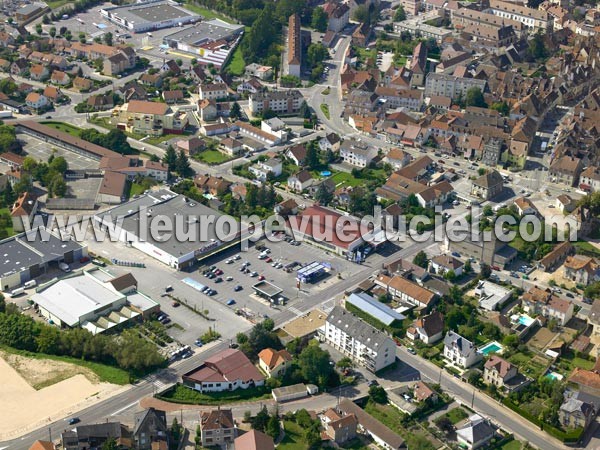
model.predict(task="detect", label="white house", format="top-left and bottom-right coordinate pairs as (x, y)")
top-left (261, 117), bottom-right (288, 142)
top-left (25, 92), bottom-right (49, 111)
top-left (288, 170), bottom-right (313, 192)
top-left (249, 158), bottom-right (282, 182)
top-left (431, 254), bottom-right (464, 277)
top-left (340, 140), bottom-right (377, 168)
top-left (198, 83), bottom-right (228, 101)
top-left (443, 331), bottom-right (482, 369)
top-left (407, 311), bottom-right (444, 344)
top-left (456, 414), bottom-right (495, 449)
top-left (319, 133), bottom-right (341, 152)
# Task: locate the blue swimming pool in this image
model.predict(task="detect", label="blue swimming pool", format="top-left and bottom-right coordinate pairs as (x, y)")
top-left (479, 341), bottom-right (504, 356)
top-left (320, 170), bottom-right (332, 177)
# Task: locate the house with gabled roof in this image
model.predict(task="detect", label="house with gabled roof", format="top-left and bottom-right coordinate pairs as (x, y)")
top-left (288, 169), bottom-right (313, 192)
top-left (133, 407), bottom-right (168, 450)
top-left (258, 348), bottom-right (292, 378)
top-left (443, 331), bottom-right (482, 368)
top-left (456, 414), bottom-right (495, 449)
top-left (199, 409), bottom-right (235, 447)
top-left (407, 311), bottom-right (444, 344)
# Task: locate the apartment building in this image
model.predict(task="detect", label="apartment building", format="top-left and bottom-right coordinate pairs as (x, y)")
top-left (199, 409), bottom-right (236, 447)
top-left (68, 42), bottom-right (135, 76)
top-left (522, 286), bottom-right (574, 325)
top-left (579, 166), bottom-right (600, 192)
top-left (111, 100), bottom-right (188, 136)
top-left (375, 274), bottom-right (437, 309)
top-left (486, 0), bottom-right (552, 31)
top-left (549, 155), bottom-right (584, 186)
top-left (248, 90), bottom-right (304, 116)
top-left (287, 13), bottom-right (302, 77)
top-left (401, 0), bottom-right (420, 16)
top-left (425, 73), bottom-right (487, 99)
top-left (199, 83), bottom-right (229, 101)
top-left (325, 306), bottom-right (396, 372)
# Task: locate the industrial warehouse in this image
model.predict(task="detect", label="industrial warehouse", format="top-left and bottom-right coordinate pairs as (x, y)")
top-left (162, 19), bottom-right (244, 67)
top-left (101, 0), bottom-right (200, 33)
top-left (94, 189), bottom-right (243, 270)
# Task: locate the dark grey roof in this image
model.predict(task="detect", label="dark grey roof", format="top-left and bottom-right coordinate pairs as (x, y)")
top-left (326, 306), bottom-right (394, 350)
top-left (473, 170), bottom-right (504, 188)
top-left (134, 408), bottom-right (167, 436)
top-left (339, 399), bottom-right (404, 449)
top-left (444, 331), bottom-right (476, 357)
top-left (72, 422), bottom-right (124, 440)
top-left (456, 415), bottom-right (494, 445)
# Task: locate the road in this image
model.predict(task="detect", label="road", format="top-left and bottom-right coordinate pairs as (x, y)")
top-left (396, 347), bottom-right (568, 450)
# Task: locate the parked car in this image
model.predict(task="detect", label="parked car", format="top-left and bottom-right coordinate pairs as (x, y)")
top-left (491, 265), bottom-right (500, 271)
top-left (68, 417), bottom-right (80, 425)
top-left (451, 252), bottom-right (461, 258)
top-left (172, 301), bottom-right (180, 307)
top-left (194, 339), bottom-right (203, 347)
top-left (565, 292), bottom-right (574, 298)
top-left (225, 276), bottom-right (233, 281)
top-left (407, 347), bottom-right (417, 355)
top-left (215, 277), bottom-right (223, 283)
top-left (234, 285), bottom-right (243, 291)
top-left (226, 299), bottom-right (236, 306)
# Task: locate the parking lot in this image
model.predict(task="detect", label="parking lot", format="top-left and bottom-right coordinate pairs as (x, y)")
top-left (19, 134), bottom-right (100, 170)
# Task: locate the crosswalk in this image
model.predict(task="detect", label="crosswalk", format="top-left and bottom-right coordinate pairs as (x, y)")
top-left (287, 306), bottom-right (304, 317)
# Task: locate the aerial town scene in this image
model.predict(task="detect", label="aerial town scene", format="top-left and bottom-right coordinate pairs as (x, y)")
top-left (0, 0), bottom-right (599, 448)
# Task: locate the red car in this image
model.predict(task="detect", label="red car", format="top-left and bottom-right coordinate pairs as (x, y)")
top-left (258, 275), bottom-right (265, 281)
top-left (265, 257), bottom-right (273, 263)
top-left (491, 265), bottom-right (500, 271)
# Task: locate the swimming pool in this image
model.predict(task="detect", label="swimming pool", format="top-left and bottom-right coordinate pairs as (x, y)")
top-left (545, 371), bottom-right (564, 381)
top-left (320, 170), bottom-right (332, 177)
top-left (479, 341), bottom-right (504, 356)
top-left (518, 315), bottom-right (535, 327)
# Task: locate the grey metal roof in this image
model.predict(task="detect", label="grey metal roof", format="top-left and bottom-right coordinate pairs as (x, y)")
top-left (327, 306), bottom-right (394, 350)
top-left (444, 330), bottom-right (477, 357)
top-left (346, 292), bottom-right (405, 326)
top-left (163, 19), bottom-right (243, 46)
top-left (103, 1), bottom-right (199, 26)
top-left (0, 227), bottom-right (84, 277)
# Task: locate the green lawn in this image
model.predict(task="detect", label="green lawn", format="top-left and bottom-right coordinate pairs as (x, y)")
top-left (364, 400), bottom-right (405, 431)
top-left (0, 345), bottom-right (130, 385)
top-left (196, 149), bottom-right (232, 165)
top-left (502, 440), bottom-right (523, 450)
top-left (444, 407), bottom-right (468, 424)
top-left (184, 3), bottom-right (233, 22)
top-left (329, 171), bottom-right (362, 188)
top-left (574, 241), bottom-right (600, 258)
top-left (157, 383), bottom-right (271, 405)
top-left (46, 0), bottom-right (70, 9)
top-left (225, 45), bottom-right (246, 76)
top-left (144, 134), bottom-right (183, 146)
top-left (278, 421), bottom-right (306, 450)
top-left (41, 121), bottom-right (83, 137)
top-left (339, 438), bottom-right (371, 449)
top-left (320, 103), bottom-right (330, 119)
top-left (0, 207), bottom-right (14, 237)
top-left (129, 182), bottom-right (146, 197)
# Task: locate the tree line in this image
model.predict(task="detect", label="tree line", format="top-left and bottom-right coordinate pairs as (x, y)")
top-left (0, 297), bottom-right (165, 375)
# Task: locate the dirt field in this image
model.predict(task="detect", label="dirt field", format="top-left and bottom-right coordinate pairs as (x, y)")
top-left (527, 327), bottom-right (558, 351)
top-left (0, 354), bottom-right (124, 439)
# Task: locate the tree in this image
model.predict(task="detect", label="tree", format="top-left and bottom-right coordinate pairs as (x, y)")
top-left (464, 260), bottom-right (472, 273)
top-left (413, 250), bottom-right (428, 268)
top-left (35, 24), bottom-right (43, 35)
top-left (163, 145), bottom-right (178, 172)
top-left (266, 414), bottom-right (280, 439)
top-left (243, 5), bottom-right (277, 62)
top-left (299, 100), bottom-right (311, 120)
top-left (13, 175), bottom-right (33, 195)
top-left (51, 175), bottom-right (67, 198)
top-left (176, 150), bottom-right (192, 178)
top-left (527, 32), bottom-right (547, 61)
top-left (101, 438), bottom-right (117, 450)
top-left (435, 416), bottom-right (453, 434)
top-left (79, 32), bottom-right (86, 43)
top-left (369, 385), bottom-right (388, 404)
top-left (480, 263), bottom-right (491, 279)
top-left (306, 43), bottom-right (328, 68)
top-left (394, 5), bottom-right (406, 21)
top-left (353, 4), bottom-right (369, 22)
top-left (305, 144), bottom-right (319, 170)
top-left (444, 269), bottom-right (457, 281)
top-left (298, 342), bottom-right (333, 387)
top-left (49, 156), bottom-right (68, 174)
top-left (465, 87), bottom-right (486, 108)
top-left (336, 357), bottom-right (354, 370)
top-left (491, 101), bottom-right (510, 117)
top-left (315, 183), bottom-right (333, 204)
top-left (311, 6), bottom-right (328, 32)
top-left (103, 32), bottom-right (113, 47)
top-left (251, 405), bottom-right (270, 432)
top-left (502, 334), bottom-right (519, 350)
top-left (49, 27), bottom-right (56, 38)
top-left (230, 102), bottom-right (242, 120)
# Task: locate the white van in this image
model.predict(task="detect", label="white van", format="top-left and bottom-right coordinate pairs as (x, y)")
top-left (9, 287), bottom-right (25, 297)
top-left (24, 280), bottom-right (37, 288)
top-left (59, 262), bottom-right (71, 272)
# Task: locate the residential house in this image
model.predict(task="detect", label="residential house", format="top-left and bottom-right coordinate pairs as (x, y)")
top-left (413, 381), bottom-right (439, 404)
top-left (29, 64), bottom-right (49, 81)
top-left (160, 60), bottom-right (181, 76)
top-left (139, 73), bottom-right (163, 88)
top-left (87, 94), bottom-right (114, 111)
top-left (199, 409), bottom-right (236, 447)
top-left (471, 169), bottom-right (504, 200)
top-left (415, 181), bottom-right (454, 208)
top-left (556, 194), bottom-right (576, 213)
top-left (43, 86), bottom-right (63, 103)
top-left (233, 430), bottom-right (274, 450)
top-left (483, 356), bottom-right (518, 388)
top-left (322, 409), bottom-right (358, 444)
top-left (50, 70), bottom-right (69, 85)
top-left (29, 441), bottom-right (54, 450)
top-left (431, 254), bottom-right (464, 277)
top-left (258, 348), bottom-right (292, 378)
top-left (340, 140), bottom-right (377, 168)
top-left (10, 59), bottom-right (28, 76)
top-left (326, 2), bottom-right (350, 32)
top-left (10, 191), bottom-right (38, 233)
top-left (177, 137), bottom-right (206, 156)
top-left (549, 156), bottom-right (583, 186)
top-left (319, 133), bottom-right (341, 152)
top-left (244, 63), bottom-right (274, 81)
top-left (220, 137), bottom-right (244, 156)
top-left (62, 423), bottom-right (130, 450)
top-left (443, 331), bottom-right (482, 369)
top-left (97, 171), bottom-right (128, 204)
top-left (133, 408), bottom-right (168, 450)
top-left (194, 175), bottom-right (232, 196)
top-left (564, 255), bottom-right (600, 285)
top-left (112, 100), bottom-right (188, 136)
top-left (199, 83), bottom-right (229, 101)
top-left (522, 286), bottom-right (574, 325)
top-left (406, 311), bottom-right (444, 344)
top-left (72, 76), bottom-right (93, 92)
top-left (162, 90), bottom-right (184, 104)
top-left (559, 392), bottom-right (596, 431)
top-left (325, 306), bottom-right (396, 372)
top-left (262, 117), bottom-right (288, 142)
top-left (475, 280), bottom-right (512, 311)
top-left (513, 196), bottom-right (538, 216)
top-left (237, 122), bottom-right (282, 146)
top-left (183, 349), bottom-right (264, 393)
top-left (288, 170), bottom-right (313, 192)
top-left (456, 414), bottom-right (495, 449)
top-left (538, 241), bottom-right (574, 272)
top-left (384, 148), bottom-right (412, 170)
top-left (375, 274), bottom-right (438, 309)
top-left (580, 166), bottom-right (600, 192)
top-left (198, 99), bottom-right (217, 122)
top-left (237, 78), bottom-right (264, 95)
top-left (338, 399), bottom-right (405, 449)
top-left (25, 92), bottom-right (49, 112)
top-left (248, 158), bottom-right (282, 182)
top-left (286, 144), bottom-right (307, 166)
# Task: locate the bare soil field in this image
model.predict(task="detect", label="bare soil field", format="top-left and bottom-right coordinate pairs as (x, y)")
top-left (0, 354), bottom-right (123, 439)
